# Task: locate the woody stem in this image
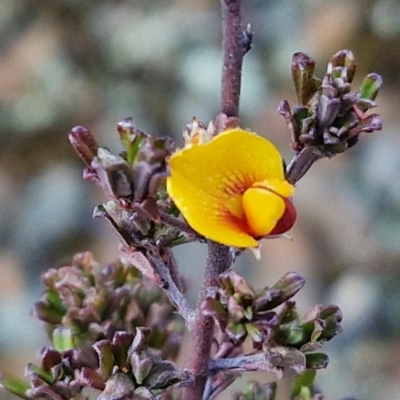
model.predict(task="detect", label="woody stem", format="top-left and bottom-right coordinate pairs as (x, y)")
top-left (182, 1), bottom-right (244, 399)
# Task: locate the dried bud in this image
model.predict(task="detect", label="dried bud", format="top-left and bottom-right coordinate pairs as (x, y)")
top-left (69, 119), bottom-right (178, 247)
top-left (33, 253), bottom-right (184, 355)
top-left (69, 126), bottom-right (99, 168)
top-left (117, 117), bottom-right (147, 164)
top-left (281, 50), bottom-right (382, 160)
top-left (291, 52), bottom-right (321, 106)
top-left (255, 272), bottom-right (306, 312)
top-left (91, 148), bottom-right (134, 202)
top-left (98, 373), bottom-right (135, 400)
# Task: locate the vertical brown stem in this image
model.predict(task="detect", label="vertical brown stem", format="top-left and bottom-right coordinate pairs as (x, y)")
top-left (182, 243), bottom-right (232, 400)
top-left (182, 1), bottom-right (243, 399)
top-left (220, 0), bottom-right (244, 117)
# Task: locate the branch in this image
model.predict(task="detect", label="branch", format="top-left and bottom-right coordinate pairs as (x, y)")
top-left (220, 0), bottom-right (244, 117)
top-left (182, 243), bottom-right (232, 400)
top-left (144, 244), bottom-right (194, 323)
top-left (208, 353), bottom-right (273, 372)
top-left (182, 1), bottom-right (244, 399)
top-left (286, 146), bottom-right (324, 184)
top-left (159, 211), bottom-right (201, 238)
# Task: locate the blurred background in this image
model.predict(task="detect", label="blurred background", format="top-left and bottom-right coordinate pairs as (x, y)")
top-left (1, 0), bottom-right (400, 399)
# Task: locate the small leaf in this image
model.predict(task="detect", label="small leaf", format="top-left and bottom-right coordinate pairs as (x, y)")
top-left (130, 353), bottom-right (153, 385)
top-left (25, 363), bottom-right (53, 384)
top-left (267, 346), bottom-right (306, 374)
top-left (201, 297), bottom-right (228, 327)
top-left (291, 369), bottom-right (316, 398)
top-left (98, 373), bottom-right (135, 400)
top-left (117, 117), bottom-right (146, 164)
top-left (0, 374), bottom-right (30, 399)
top-left (359, 73), bottom-right (383, 101)
top-left (226, 321), bottom-right (247, 342)
top-left (235, 380), bottom-right (277, 400)
top-left (111, 331), bottom-right (135, 371)
top-left (76, 367), bottom-right (105, 391)
top-left (52, 327), bottom-right (75, 352)
top-left (129, 327), bottom-right (151, 353)
top-left (317, 96), bottom-right (340, 130)
top-left (330, 49), bottom-right (356, 83)
top-left (305, 353), bottom-right (329, 369)
top-left (243, 306), bottom-right (253, 321)
top-left (228, 296), bottom-right (245, 322)
top-left (120, 249), bottom-right (160, 284)
top-left (143, 361), bottom-right (189, 390)
top-left (91, 148), bottom-right (134, 200)
top-left (255, 273), bottom-right (305, 312)
top-left (348, 114), bottom-right (382, 137)
top-left (132, 386), bottom-right (154, 399)
top-left (307, 305), bottom-right (343, 338)
top-left (31, 301), bottom-right (63, 324)
top-left (245, 322), bottom-right (264, 343)
top-left (291, 53), bottom-right (321, 105)
top-left (222, 271), bottom-right (256, 298)
top-left (69, 126), bottom-right (99, 167)
top-left (271, 273), bottom-right (306, 302)
top-left (41, 348), bottom-right (62, 372)
top-left (93, 340), bottom-right (115, 380)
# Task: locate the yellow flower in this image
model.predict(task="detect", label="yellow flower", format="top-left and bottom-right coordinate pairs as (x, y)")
top-left (167, 128), bottom-right (296, 247)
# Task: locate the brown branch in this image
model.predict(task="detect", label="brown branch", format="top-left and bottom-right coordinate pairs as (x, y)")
top-left (182, 2), bottom-right (244, 399)
top-left (220, 0), bottom-right (244, 117)
top-left (144, 245), bottom-right (194, 322)
top-left (182, 243), bottom-right (232, 400)
top-left (208, 353), bottom-right (273, 372)
top-left (162, 247), bottom-right (184, 292)
top-left (286, 146), bottom-right (324, 184)
top-left (159, 211), bottom-right (201, 238)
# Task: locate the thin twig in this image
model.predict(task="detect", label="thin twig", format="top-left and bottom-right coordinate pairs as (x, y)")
top-left (162, 248), bottom-right (184, 292)
top-left (208, 353), bottom-right (272, 372)
top-left (159, 211), bottom-right (203, 238)
top-left (286, 146), bottom-right (324, 184)
top-left (145, 245), bottom-right (194, 323)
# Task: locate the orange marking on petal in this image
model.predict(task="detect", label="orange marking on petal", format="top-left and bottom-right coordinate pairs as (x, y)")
top-left (166, 128), bottom-right (294, 247)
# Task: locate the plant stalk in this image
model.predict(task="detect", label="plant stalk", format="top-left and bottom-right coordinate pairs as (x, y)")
top-left (182, 1), bottom-right (243, 399)
top-left (182, 243), bottom-right (232, 400)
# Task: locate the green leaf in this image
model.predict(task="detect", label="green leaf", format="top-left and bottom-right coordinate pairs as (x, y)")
top-left (236, 380), bottom-right (277, 400)
top-left (291, 53), bottom-right (321, 105)
top-left (26, 363), bottom-right (53, 383)
top-left (130, 353), bottom-right (153, 385)
top-left (245, 322), bottom-right (264, 343)
top-left (46, 288), bottom-right (67, 315)
top-left (0, 374), bottom-right (30, 399)
top-left (226, 321), bottom-right (247, 342)
top-left (52, 327), bottom-right (75, 352)
top-left (93, 340), bottom-right (115, 380)
top-left (117, 117), bottom-right (146, 164)
top-left (291, 369), bottom-right (316, 399)
top-left (305, 353), bottom-right (329, 369)
top-left (359, 73), bottom-right (383, 101)
top-left (330, 49), bottom-right (356, 83)
top-left (281, 320), bottom-right (307, 346)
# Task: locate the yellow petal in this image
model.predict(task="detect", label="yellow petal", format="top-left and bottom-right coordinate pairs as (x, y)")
top-left (252, 179), bottom-right (294, 198)
top-left (167, 128), bottom-right (286, 247)
top-left (242, 187), bottom-right (285, 237)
